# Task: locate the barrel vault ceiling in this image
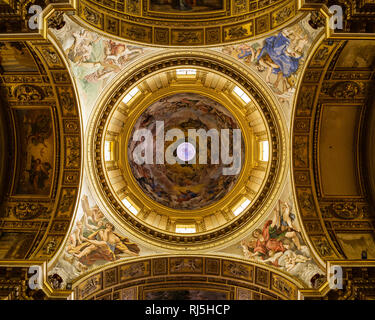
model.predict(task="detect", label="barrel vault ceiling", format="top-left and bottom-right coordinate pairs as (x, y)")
top-left (0, 0), bottom-right (374, 300)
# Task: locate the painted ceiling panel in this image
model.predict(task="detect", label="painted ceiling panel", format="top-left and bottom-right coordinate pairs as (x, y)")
top-left (319, 105), bottom-right (362, 197)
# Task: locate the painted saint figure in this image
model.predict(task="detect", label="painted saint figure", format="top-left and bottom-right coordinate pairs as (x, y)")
top-left (241, 201), bottom-right (303, 262)
top-left (229, 25), bottom-right (309, 96)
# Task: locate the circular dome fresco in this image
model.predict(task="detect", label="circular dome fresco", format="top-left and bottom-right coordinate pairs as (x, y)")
top-left (86, 52), bottom-right (286, 250)
top-left (127, 92), bottom-right (245, 210)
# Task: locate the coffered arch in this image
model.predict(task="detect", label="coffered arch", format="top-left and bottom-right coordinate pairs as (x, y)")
top-left (0, 39), bottom-right (82, 264)
top-left (72, 255), bottom-right (306, 300)
top-left (292, 38), bottom-right (375, 262)
top-left (73, 0), bottom-right (301, 46)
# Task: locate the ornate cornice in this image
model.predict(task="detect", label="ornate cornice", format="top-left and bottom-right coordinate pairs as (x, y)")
top-left (72, 0), bottom-right (300, 46)
top-left (72, 255), bottom-right (306, 300)
top-left (299, 0), bottom-right (375, 39)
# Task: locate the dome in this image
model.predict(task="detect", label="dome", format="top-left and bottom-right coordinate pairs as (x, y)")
top-left (127, 92), bottom-right (245, 210)
top-left (86, 51), bottom-right (286, 250)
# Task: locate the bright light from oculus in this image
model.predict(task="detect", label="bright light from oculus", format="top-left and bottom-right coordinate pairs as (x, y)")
top-left (122, 86), bottom-right (139, 104)
top-left (177, 142), bottom-right (196, 162)
top-left (260, 140), bottom-right (269, 161)
top-left (104, 141), bottom-right (112, 161)
top-left (122, 198), bottom-right (138, 215)
top-left (176, 69), bottom-right (197, 76)
top-left (233, 197), bottom-right (251, 216)
top-left (176, 225), bottom-right (196, 233)
top-left (233, 86), bottom-right (251, 104)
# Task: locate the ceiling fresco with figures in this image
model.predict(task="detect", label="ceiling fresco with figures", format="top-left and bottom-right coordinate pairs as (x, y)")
top-left (127, 92), bottom-right (245, 210)
top-left (0, 0), bottom-right (375, 301)
top-left (46, 10), bottom-right (326, 290)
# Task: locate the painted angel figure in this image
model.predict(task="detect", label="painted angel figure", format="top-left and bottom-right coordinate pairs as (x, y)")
top-left (279, 200), bottom-right (300, 233)
top-left (66, 29), bottom-right (99, 64)
top-left (83, 40), bottom-right (143, 83)
top-left (236, 29), bottom-right (308, 94)
top-left (69, 222), bottom-right (140, 266)
top-left (284, 251), bottom-right (311, 272)
top-left (241, 204), bottom-right (303, 262)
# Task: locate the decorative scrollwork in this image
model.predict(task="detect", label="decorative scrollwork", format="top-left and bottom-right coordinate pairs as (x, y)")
top-left (14, 85), bottom-right (44, 102)
top-left (329, 202), bottom-right (360, 220)
top-left (13, 202), bottom-right (50, 220)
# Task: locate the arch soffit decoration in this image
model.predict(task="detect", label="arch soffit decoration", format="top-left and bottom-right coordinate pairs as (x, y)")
top-left (0, 5), bottom-right (83, 296)
top-left (72, 255), bottom-right (310, 300)
top-left (73, 0), bottom-right (300, 47)
top-left (292, 38), bottom-right (375, 262)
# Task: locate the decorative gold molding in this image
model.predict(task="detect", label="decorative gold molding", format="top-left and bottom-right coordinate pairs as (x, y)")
top-left (71, 0), bottom-right (301, 46)
top-left (0, 39), bottom-right (82, 263)
top-left (71, 254), bottom-right (307, 300)
top-left (102, 69), bottom-right (269, 233)
top-left (0, 1), bottom-right (77, 40)
top-left (298, 0), bottom-right (375, 40)
top-left (291, 38), bottom-right (375, 262)
top-left (0, 260), bottom-right (72, 299)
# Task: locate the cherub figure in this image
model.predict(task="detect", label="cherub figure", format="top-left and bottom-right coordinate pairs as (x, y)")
top-left (284, 251), bottom-right (310, 272)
